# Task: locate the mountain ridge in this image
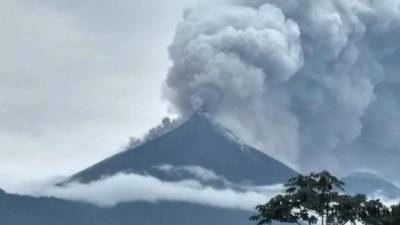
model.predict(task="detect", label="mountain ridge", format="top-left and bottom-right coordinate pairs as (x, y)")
top-left (343, 171), bottom-right (400, 198)
top-left (68, 112), bottom-right (298, 185)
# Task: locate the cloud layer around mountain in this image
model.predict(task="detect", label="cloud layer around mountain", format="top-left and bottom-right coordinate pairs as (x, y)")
top-left (5, 167), bottom-right (283, 211)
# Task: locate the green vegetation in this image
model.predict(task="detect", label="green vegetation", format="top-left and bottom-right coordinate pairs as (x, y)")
top-left (251, 170), bottom-right (400, 225)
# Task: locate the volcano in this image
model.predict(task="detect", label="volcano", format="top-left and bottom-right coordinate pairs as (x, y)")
top-left (69, 112), bottom-right (298, 185)
top-left (343, 171), bottom-right (400, 198)
top-left (2, 113), bottom-right (299, 225)
top-left (4, 113), bottom-right (396, 225)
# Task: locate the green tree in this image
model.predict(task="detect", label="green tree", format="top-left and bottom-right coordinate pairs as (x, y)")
top-left (372, 203), bottom-right (400, 225)
top-left (285, 171), bottom-right (345, 225)
top-left (357, 198), bottom-right (389, 225)
top-left (331, 194), bottom-right (365, 225)
top-left (250, 171), bottom-right (371, 225)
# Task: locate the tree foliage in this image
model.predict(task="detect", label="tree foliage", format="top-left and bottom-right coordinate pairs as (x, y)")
top-left (250, 170), bottom-right (400, 225)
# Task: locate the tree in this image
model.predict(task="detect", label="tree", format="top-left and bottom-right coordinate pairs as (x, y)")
top-left (250, 171), bottom-right (369, 225)
top-left (374, 203), bottom-right (400, 225)
top-left (333, 194), bottom-right (367, 225)
top-left (285, 171), bottom-right (346, 225)
top-left (357, 198), bottom-right (389, 225)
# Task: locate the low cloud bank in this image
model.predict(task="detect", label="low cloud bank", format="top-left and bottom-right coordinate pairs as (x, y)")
top-left (3, 170), bottom-right (283, 211)
top-left (5, 166), bottom-right (399, 212)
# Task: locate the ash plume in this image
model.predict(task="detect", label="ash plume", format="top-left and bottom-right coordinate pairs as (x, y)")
top-left (127, 117), bottom-right (183, 148)
top-left (164, 0), bottom-right (400, 180)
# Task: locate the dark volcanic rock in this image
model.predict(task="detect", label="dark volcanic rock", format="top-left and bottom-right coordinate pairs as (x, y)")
top-left (70, 113), bottom-right (297, 185)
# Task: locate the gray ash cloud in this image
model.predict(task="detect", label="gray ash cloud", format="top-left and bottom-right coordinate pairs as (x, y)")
top-left (163, 0), bottom-right (400, 180)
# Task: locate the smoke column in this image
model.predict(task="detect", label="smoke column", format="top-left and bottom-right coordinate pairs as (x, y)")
top-left (164, 0), bottom-right (400, 180)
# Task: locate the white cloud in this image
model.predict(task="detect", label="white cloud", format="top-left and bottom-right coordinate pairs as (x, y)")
top-left (6, 172), bottom-right (282, 211)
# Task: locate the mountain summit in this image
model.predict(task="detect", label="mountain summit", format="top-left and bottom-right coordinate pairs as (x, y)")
top-left (343, 171), bottom-right (400, 198)
top-left (70, 112), bottom-right (297, 185)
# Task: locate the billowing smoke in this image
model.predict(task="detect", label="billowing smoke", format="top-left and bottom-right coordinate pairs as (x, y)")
top-left (127, 117), bottom-right (183, 148)
top-left (164, 0), bottom-right (400, 179)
